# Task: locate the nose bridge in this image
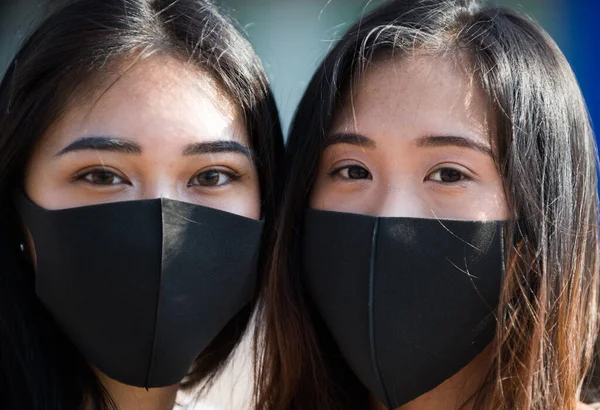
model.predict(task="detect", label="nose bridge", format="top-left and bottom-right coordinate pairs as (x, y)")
top-left (138, 174), bottom-right (181, 201)
top-left (374, 183), bottom-right (425, 218)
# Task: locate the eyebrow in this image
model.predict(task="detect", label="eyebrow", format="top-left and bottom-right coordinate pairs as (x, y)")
top-left (325, 133), bottom-right (377, 149)
top-left (54, 137), bottom-right (253, 158)
top-left (182, 141), bottom-right (252, 157)
top-left (416, 135), bottom-right (492, 156)
top-left (324, 133), bottom-right (492, 157)
top-left (55, 136), bottom-right (142, 156)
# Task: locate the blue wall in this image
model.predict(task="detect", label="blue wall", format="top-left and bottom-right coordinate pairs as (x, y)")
top-left (566, 0), bottom-right (599, 134)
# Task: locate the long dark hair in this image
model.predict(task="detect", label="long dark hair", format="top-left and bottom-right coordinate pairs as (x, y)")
top-left (256, 0), bottom-right (599, 409)
top-left (0, 0), bottom-right (283, 409)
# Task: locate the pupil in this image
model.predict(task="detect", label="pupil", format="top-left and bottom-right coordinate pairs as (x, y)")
top-left (93, 171), bottom-right (114, 184)
top-left (348, 166), bottom-right (368, 179)
top-left (201, 171), bottom-right (220, 186)
top-left (440, 168), bottom-right (461, 182)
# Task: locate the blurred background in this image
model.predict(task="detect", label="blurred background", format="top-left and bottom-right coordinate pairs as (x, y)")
top-left (1, 0), bottom-right (598, 135)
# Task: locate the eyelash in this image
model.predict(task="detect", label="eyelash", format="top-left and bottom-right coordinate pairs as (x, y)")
top-left (187, 168), bottom-right (243, 188)
top-left (328, 164), bottom-right (372, 181)
top-left (425, 165), bottom-right (473, 185)
top-left (73, 167), bottom-right (130, 186)
top-left (72, 167), bottom-right (243, 188)
top-left (328, 164), bottom-right (472, 184)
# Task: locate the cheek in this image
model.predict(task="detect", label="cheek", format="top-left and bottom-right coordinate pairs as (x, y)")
top-left (233, 185), bottom-right (261, 220)
top-left (235, 171), bottom-right (261, 220)
top-left (468, 177), bottom-right (510, 221)
top-left (429, 181), bottom-right (509, 221)
top-left (24, 152), bottom-right (61, 209)
top-left (308, 179), bottom-right (325, 209)
top-left (200, 177), bottom-right (261, 220)
top-left (308, 177), bottom-right (338, 211)
top-left (481, 183), bottom-right (510, 220)
top-left (309, 177), bottom-right (370, 214)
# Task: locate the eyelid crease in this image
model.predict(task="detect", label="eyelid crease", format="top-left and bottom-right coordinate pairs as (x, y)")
top-left (187, 168), bottom-right (244, 188)
top-left (327, 160), bottom-right (370, 175)
top-left (191, 163), bottom-right (245, 176)
top-left (72, 165), bottom-right (126, 180)
top-left (328, 165), bottom-right (373, 182)
top-left (191, 168), bottom-right (243, 178)
top-left (72, 168), bottom-right (130, 186)
top-left (425, 162), bottom-right (478, 181)
top-left (425, 167), bottom-right (474, 185)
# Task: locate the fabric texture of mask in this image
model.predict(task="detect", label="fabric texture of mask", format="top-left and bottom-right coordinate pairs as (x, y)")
top-left (303, 208), bottom-right (505, 409)
top-left (16, 194), bottom-right (263, 388)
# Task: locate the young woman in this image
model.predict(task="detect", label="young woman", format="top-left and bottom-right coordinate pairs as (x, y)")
top-left (0, 0), bottom-right (283, 409)
top-left (256, 0), bottom-right (599, 409)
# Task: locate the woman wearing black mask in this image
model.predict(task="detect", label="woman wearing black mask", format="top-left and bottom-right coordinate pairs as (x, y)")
top-left (256, 0), bottom-right (599, 409)
top-left (0, 0), bottom-right (283, 409)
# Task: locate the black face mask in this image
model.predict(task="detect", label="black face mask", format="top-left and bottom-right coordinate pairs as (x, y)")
top-left (303, 209), bottom-right (505, 409)
top-left (16, 194), bottom-right (263, 388)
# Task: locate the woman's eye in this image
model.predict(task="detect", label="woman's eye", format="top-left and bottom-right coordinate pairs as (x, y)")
top-left (189, 170), bottom-right (239, 187)
top-left (78, 169), bottom-right (125, 185)
top-left (335, 165), bottom-right (371, 180)
top-left (428, 167), bottom-right (465, 183)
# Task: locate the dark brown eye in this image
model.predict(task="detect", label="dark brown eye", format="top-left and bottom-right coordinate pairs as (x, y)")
top-left (429, 168), bottom-right (464, 183)
top-left (189, 170), bottom-right (237, 187)
top-left (340, 165), bottom-right (370, 180)
top-left (81, 169), bottom-right (123, 185)
top-left (440, 168), bottom-right (462, 182)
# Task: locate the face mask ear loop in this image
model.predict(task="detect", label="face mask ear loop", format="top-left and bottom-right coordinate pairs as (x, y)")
top-left (368, 217), bottom-right (392, 409)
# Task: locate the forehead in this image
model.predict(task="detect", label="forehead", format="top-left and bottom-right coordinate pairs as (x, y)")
top-left (332, 53), bottom-right (492, 146)
top-left (39, 54), bottom-right (246, 152)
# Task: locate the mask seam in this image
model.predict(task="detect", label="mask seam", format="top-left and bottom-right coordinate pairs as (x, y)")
top-left (145, 199), bottom-right (165, 389)
top-left (368, 217), bottom-right (392, 408)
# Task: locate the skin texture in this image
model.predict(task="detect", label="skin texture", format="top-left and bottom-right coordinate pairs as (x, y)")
top-left (23, 54), bottom-right (260, 410)
top-left (25, 55), bottom-right (260, 217)
top-left (310, 54), bottom-right (509, 410)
